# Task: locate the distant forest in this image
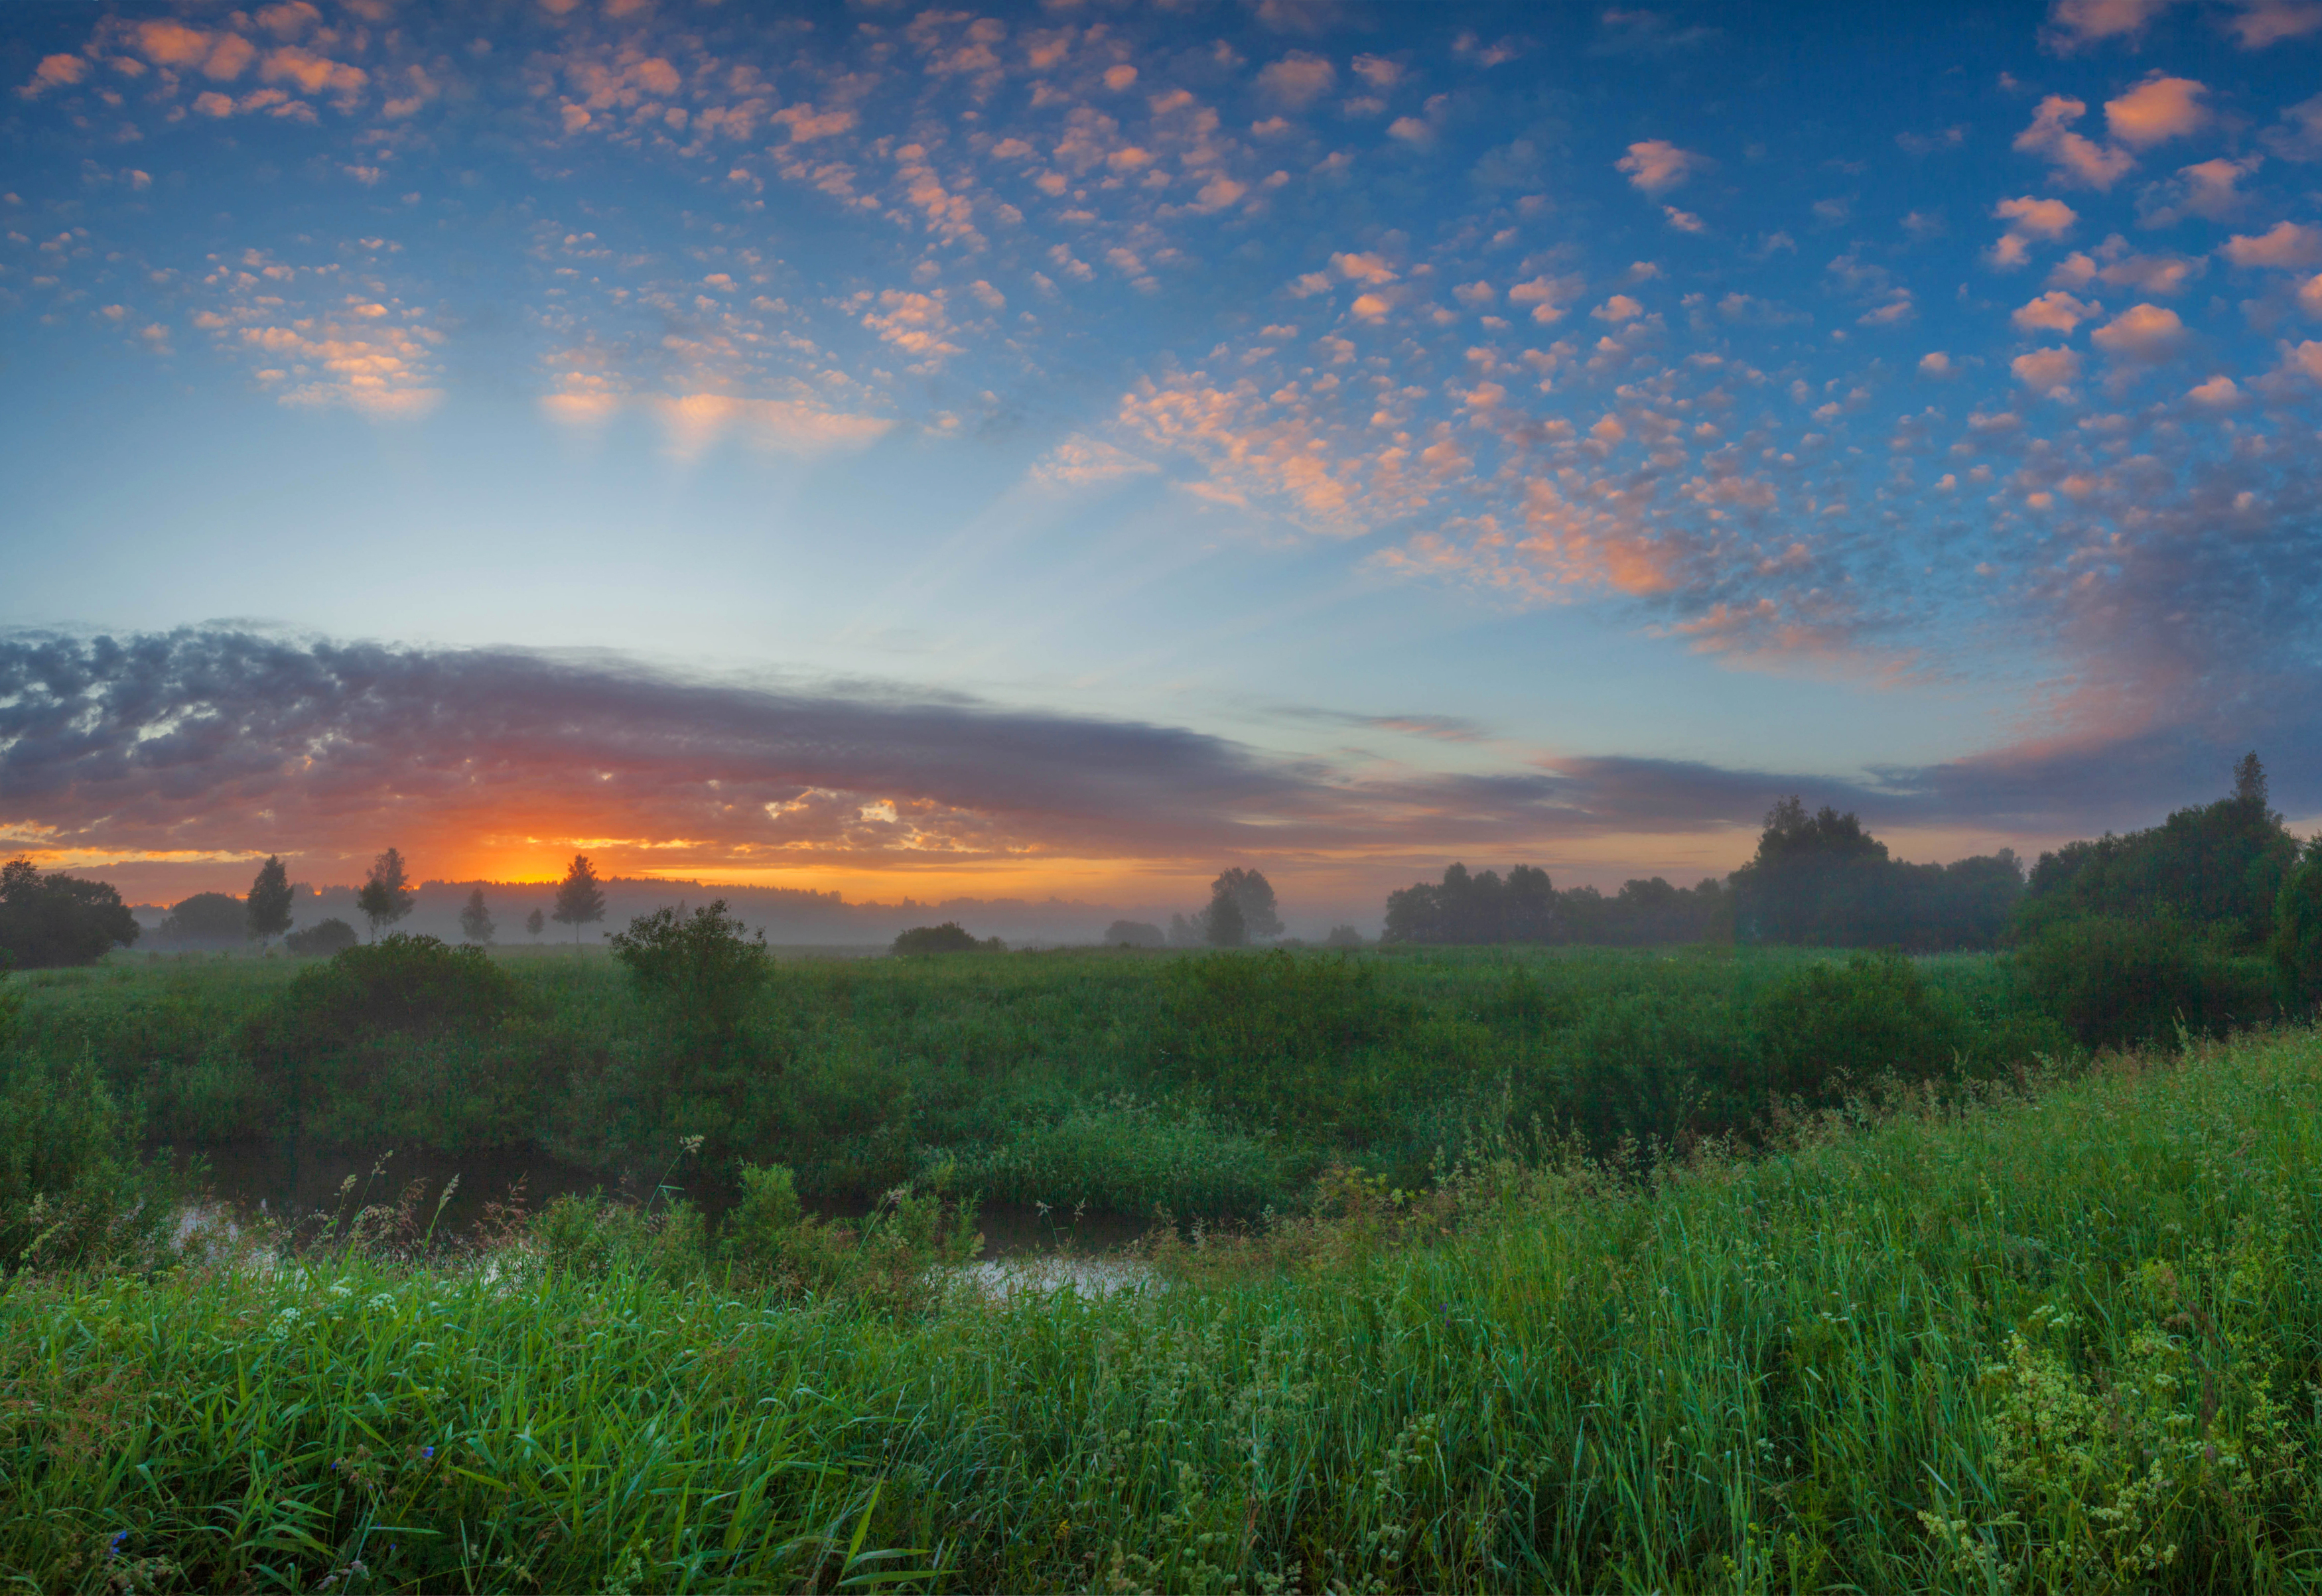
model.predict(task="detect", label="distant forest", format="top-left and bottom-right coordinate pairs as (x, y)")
top-left (1380, 753), bottom-right (2297, 958)
top-left (0, 755), bottom-right (2311, 972)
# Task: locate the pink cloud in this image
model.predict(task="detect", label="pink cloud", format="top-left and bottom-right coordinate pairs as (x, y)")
top-left (19, 54), bottom-right (87, 96)
top-left (2102, 74), bottom-right (2208, 147)
top-left (1615, 139), bottom-right (1708, 194)
top-left (2014, 96), bottom-right (2136, 189)
top-left (2090, 302), bottom-right (2188, 359)
top-left (2223, 220), bottom-right (2322, 267)
top-left (1330, 250), bottom-right (1396, 285)
top-left (1988, 195), bottom-right (2079, 269)
top-left (2013, 290), bottom-right (2100, 333)
top-left (2012, 346), bottom-right (2083, 395)
top-left (136, 20), bottom-right (213, 68)
top-left (2229, 0), bottom-right (2322, 46)
top-left (2041, 0), bottom-right (2181, 52)
top-left (1257, 52), bottom-right (1335, 108)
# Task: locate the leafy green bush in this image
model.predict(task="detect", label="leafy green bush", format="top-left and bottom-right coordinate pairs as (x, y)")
top-left (1751, 952), bottom-right (1966, 1101)
top-left (535, 1192), bottom-right (707, 1285)
top-left (241, 936), bottom-right (530, 1144)
top-left (0, 1048), bottom-right (177, 1274)
top-left (2019, 915), bottom-right (2274, 1051)
top-left (965, 1100), bottom-right (1290, 1217)
top-left (609, 899), bottom-right (772, 1047)
top-left (2272, 838), bottom-right (2322, 1012)
top-left (892, 923), bottom-right (1005, 955)
top-left (1163, 951), bottom-right (1400, 1089)
top-left (257, 935), bottom-right (520, 1049)
top-left (282, 917), bottom-right (358, 957)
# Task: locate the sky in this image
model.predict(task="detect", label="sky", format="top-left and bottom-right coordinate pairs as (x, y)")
top-left (5, 0), bottom-right (2322, 925)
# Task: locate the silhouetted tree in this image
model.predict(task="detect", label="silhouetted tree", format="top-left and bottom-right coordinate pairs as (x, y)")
top-left (356, 848), bottom-right (415, 941)
top-left (1322, 923), bottom-right (1365, 948)
top-left (1167, 912), bottom-right (1201, 948)
top-left (284, 918), bottom-right (358, 957)
top-left (2018, 755), bottom-right (2295, 951)
top-left (159, 892), bottom-right (249, 947)
top-left (458, 886), bottom-right (496, 945)
top-left (1103, 919), bottom-right (1166, 948)
top-left (1209, 868), bottom-right (1283, 940)
top-left (1382, 863), bottom-right (1560, 944)
top-left (1203, 888), bottom-right (1247, 947)
top-left (892, 922), bottom-right (1003, 954)
top-left (246, 856), bottom-right (294, 946)
top-left (551, 854), bottom-right (606, 947)
top-left (0, 858), bottom-right (141, 968)
top-left (525, 907), bottom-right (545, 939)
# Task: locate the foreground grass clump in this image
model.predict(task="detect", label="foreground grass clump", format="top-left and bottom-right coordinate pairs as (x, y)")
top-left (8, 1026), bottom-right (2322, 1591)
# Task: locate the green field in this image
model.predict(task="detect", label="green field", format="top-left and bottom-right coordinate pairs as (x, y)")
top-left (3, 942), bottom-right (2079, 1225)
top-left (5, 1006), bottom-right (2322, 1590)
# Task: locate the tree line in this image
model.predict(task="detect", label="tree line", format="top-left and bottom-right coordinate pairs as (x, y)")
top-left (0, 848), bottom-right (618, 970)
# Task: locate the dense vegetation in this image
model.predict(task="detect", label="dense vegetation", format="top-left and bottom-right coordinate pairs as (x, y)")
top-left (7, 1020), bottom-right (2322, 1591)
top-left (4, 940), bottom-right (2096, 1224)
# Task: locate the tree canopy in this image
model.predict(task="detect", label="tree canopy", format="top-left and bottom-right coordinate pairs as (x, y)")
top-left (246, 856), bottom-right (294, 945)
top-left (0, 859), bottom-right (141, 968)
top-left (1728, 800), bottom-right (2021, 949)
top-left (2015, 754), bottom-right (2295, 951)
top-left (551, 854), bottom-right (606, 944)
top-left (355, 848), bottom-right (415, 939)
top-left (458, 887), bottom-right (496, 946)
top-left (157, 892), bottom-right (249, 947)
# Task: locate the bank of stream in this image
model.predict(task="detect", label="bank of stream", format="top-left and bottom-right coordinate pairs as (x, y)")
top-left (165, 1140), bottom-right (1154, 1264)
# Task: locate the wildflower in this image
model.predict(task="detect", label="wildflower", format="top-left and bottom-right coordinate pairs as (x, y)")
top-left (421, 1446), bottom-right (435, 1460)
top-left (107, 1530), bottom-right (129, 1558)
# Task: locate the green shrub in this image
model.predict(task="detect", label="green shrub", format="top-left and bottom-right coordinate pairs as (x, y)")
top-left (964, 1100), bottom-right (1290, 1218)
top-left (1751, 952), bottom-right (1967, 1101)
top-left (0, 1048), bottom-right (177, 1274)
top-left (535, 1192), bottom-right (706, 1285)
top-left (282, 917), bottom-right (358, 957)
top-left (2272, 839), bottom-right (2322, 1012)
top-left (255, 935), bottom-right (520, 1051)
top-left (2020, 915), bottom-right (2274, 1051)
top-left (892, 923), bottom-right (1004, 955)
top-left (610, 899), bottom-right (772, 1047)
top-left (718, 1161), bottom-right (981, 1309)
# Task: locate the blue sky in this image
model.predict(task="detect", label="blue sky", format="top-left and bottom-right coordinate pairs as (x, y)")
top-left (5, 0), bottom-right (2322, 917)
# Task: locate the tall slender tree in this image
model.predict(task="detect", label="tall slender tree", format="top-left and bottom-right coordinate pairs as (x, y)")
top-left (525, 907), bottom-right (545, 940)
top-left (355, 847), bottom-right (415, 941)
top-left (245, 855), bottom-right (294, 946)
top-left (458, 886), bottom-right (496, 945)
top-left (552, 854), bottom-right (606, 947)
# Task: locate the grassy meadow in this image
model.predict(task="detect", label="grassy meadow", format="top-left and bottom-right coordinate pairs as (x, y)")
top-left (3, 937), bottom-right (2314, 1591)
top-left (5, 1012), bottom-right (2322, 1590)
top-left (1, 941), bottom-right (2083, 1223)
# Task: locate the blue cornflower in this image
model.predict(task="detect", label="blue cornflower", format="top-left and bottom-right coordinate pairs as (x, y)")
top-left (107, 1530), bottom-right (129, 1558)
top-left (420, 1446), bottom-right (435, 1460)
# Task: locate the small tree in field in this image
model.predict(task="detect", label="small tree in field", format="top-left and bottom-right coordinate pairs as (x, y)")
top-left (611, 899), bottom-right (772, 1057)
top-left (1203, 889), bottom-right (1247, 947)
top-left (246, 856), bottom-right (294, 946)
top-left (552, 854), bottom-right (606, 947)
top-left (355, 848), bottom-right (415, 941)
top-left (458, 887), bottom-right (496, 945)
top-left (525, 907), bottom-right (545, 940)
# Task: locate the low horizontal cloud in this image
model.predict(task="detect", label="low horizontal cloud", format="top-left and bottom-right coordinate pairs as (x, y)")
top-left (5, 632), bottom-right (2315, 898)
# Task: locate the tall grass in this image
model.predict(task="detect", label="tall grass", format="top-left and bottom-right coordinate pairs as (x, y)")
top-left (1, 945), bottom-right (2072, 1220)
top-left (7, 1024), bottom-right (2321, 1591)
